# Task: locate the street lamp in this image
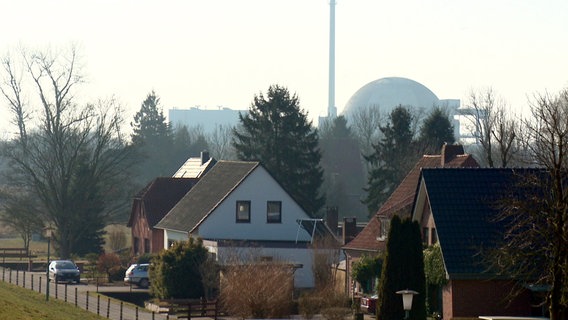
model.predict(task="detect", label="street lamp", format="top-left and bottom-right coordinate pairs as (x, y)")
top-left (396, 289), bottom-right (418, 319)
top-left (43, 225), bottom-right (55, 301)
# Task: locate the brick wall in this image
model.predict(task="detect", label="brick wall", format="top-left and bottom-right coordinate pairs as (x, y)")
top-left (151, 229), bottom-right (164, 253)
top-left (131, 209), bottom-right (151, 255)
top-left (444, 279), bottom-right (533, 319)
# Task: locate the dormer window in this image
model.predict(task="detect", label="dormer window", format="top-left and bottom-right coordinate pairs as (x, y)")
top-left (236, 201), bottom-right (251, 223)
top-left (377, 216), bottom-right (390, 241)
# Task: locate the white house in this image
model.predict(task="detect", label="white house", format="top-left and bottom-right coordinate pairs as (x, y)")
top-left (155, 160), bottom-right (336, 288)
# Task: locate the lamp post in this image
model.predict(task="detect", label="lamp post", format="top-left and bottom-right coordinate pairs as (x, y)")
top-left (396, 289), bottom-right (418, 320)
top-left (43, 226), bottom-right (54, 301)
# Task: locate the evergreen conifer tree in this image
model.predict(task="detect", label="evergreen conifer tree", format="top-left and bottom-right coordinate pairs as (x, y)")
top-left (377, 216), bottom-right (426, 320)
top-left (149, 238), bottom-right (209, 299)
top-left (232, 85), bottom-right (324, 216)
top-left (364, 106), bottom-right (419, 215)
top-left (130, 91), bottom-right (175, 183)
top-left (418, 107), bottom-right (455, 154)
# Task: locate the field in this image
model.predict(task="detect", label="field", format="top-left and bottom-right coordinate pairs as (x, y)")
top-left (0, 224), bottom-right (131, 260)
top-left (0, 281), bottom-right (105, 320)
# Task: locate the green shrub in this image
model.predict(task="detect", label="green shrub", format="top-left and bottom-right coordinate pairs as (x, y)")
top-left (149, 238), bottom-right (208, 299)
top-left (136, 253), bottom-right (152, 264)
top-left (351, 254), bottom-right (382, 294)
top-left (109, 265), bottom-right (126, 282)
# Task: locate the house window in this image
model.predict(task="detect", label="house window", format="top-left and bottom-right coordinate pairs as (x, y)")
top-left (236, 201), bottom-right (251, 223)
top-left (378, 217), bottom-right (390, 241)
top-left (133, 237), bottom-right (140, 255)
top-left (144, 238), bottom-right (150, 253)
top-left (431, 228), bottom-right (437, 244)
top-left (423, 227), bottom-right (430, 245)
top-left (267, 201), bottom-right (282, 223)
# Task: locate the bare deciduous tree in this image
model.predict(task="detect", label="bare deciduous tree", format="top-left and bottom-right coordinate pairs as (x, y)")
top-left (206, 124), bottom-right (235, 160)
top-left (311, 234), bottom-right (342, 291)
top-left (349, 104), bottom-right (383, 159)
top-left (107, 225), bottom-right (127, 252)
top-left (0, 186), bottom-right (43, 253)
top-left (219, 248), bottom-right (294, 318)
top-left (0, 45), bottom-right (133, 258)
top-left (0, 51), bottom-right (29, 142)
top-left (463, 88), bottom-right (521, 167)
top-left (491, 88), bottom-right (568, 320)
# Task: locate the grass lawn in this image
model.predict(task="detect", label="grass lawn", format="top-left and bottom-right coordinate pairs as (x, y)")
top-left (0, 281), bottom-right (104, 320)
top-left (0, 223), bottom-right (131, 260)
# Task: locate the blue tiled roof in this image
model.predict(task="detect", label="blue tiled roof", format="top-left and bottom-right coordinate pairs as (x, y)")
top-left (419, 168), bottom-right (544, 278)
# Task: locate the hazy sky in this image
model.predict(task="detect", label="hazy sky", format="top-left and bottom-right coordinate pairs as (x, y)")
top-left (1, 0), bottom-right (567, 135)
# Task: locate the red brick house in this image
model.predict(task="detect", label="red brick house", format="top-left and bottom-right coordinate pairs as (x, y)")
top-left (127, 177), bottom-right (198, 256)
top-left (342, 144), bottom-right (478, 295)
top-left (412, 168), bottom-right (547, 319)
top-left (127, 152), bottom-right (216, 256)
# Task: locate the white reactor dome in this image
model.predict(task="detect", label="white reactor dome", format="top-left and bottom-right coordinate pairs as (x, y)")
top-left (342, 77), bottom-right (440, 118)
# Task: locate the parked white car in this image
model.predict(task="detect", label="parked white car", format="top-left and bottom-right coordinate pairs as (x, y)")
top-left (124, 263), bottom-right (150, 288)
top-left (48, 260), bottom-right (81, 284)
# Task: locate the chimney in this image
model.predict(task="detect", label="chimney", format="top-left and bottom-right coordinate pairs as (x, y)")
top-left (343, 217), bottom-right (357, 245)
top-left (441, 143), bottom-right (465, 166)
top-left (200, 151), bottom-right (210, 165)
top-left (325, 207), bottom-right (339, 236)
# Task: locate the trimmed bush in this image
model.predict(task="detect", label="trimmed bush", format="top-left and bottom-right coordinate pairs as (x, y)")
top-left (149, 238), bottom-right (208, 299)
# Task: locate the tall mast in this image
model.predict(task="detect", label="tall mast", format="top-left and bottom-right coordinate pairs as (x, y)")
top-left (328, 0), bottom-right (337, 118)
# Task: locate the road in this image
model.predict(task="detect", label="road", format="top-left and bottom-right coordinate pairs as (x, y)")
top-left (3, 267), bottom-right (376, 320)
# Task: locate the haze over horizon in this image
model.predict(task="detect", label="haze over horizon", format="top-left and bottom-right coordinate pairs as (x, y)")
top-left (1, 0), bottom-right (567, 137)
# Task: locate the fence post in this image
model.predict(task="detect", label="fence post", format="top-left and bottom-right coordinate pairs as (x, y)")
top-left (97, 294), bottom-right (100, 315)
top-left (39, 276), bottom-right (42, 293)
top-left (64, 283), bottom-right (68, 302)
top-left (75, 288), bottom-right (78, 307)
top-left (55, 281), bottom-right (58, 299)
top-left (136, 307), bottom-right (139, 320)
top-left (120, 301), bottom-right (123, 320)
top-left (31, 274), bottom-right (34, 291)
top-left (107, 297), bottom-right (110, 318)
top-left (23, 271), bottom-right (26, 288)
top-left (86, 291), bottom-right (89, 310)
top-left (16, 269), bottom-right (18, 285)
top-left (9, 268), bottom-right (12, 283)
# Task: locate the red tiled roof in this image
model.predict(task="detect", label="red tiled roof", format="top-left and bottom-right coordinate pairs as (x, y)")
top-left (343, 145), bottom-right (479, 252)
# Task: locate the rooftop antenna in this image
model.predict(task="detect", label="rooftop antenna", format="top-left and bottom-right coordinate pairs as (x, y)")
top-left (328, 0), bottom-right (337, 118)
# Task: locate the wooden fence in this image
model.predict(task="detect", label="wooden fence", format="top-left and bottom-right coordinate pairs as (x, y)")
top-left (0, 267), bottom-right (173, 320)
top-left (162, 298), bottom-right (218, 320)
